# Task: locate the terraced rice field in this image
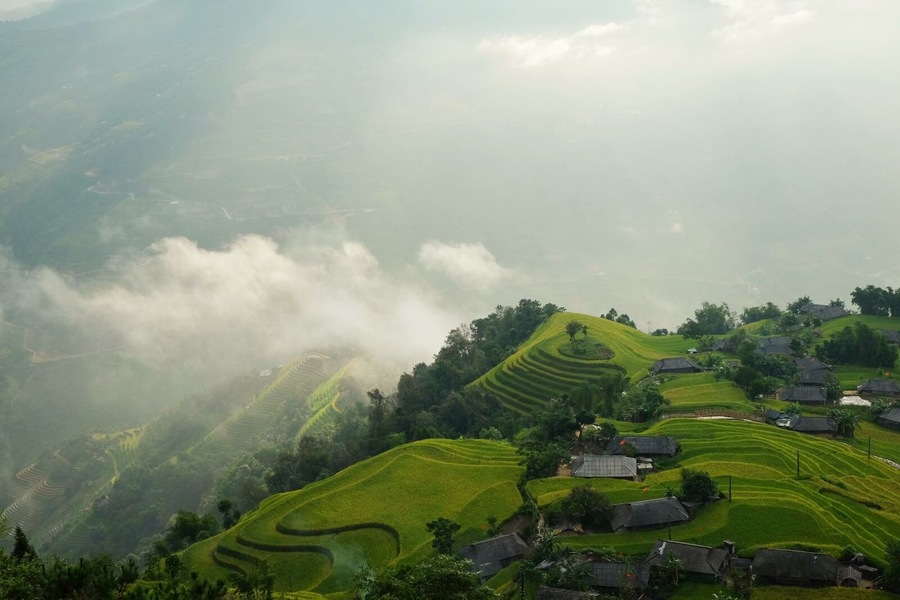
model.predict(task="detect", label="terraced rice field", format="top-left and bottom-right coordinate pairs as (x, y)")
top-left (195, 355), bottom-right (333, 454)
top-left (473, 313), bottom-right (693, 413)
top-left (1, 464), bottom-right (64, 533)
top-left (659, 373), bottom-right (755, 413)
top-left (535, 419), bottom-right (900, 561)
top-left (297, 362), bottom-right (354, 439)
top-left (181, 439), bottom-right (524, 595)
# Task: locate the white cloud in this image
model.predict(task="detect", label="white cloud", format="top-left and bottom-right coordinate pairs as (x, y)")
top-left (710, 0), bottom-right (815, 45)
top-left (477, 22), bottom-right (622, 68)
top-left (2, 235), bottom-right (461, 377)
top-left (418, 241), bottom-right (511, 289)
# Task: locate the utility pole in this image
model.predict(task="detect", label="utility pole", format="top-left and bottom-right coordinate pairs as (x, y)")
top-left (868, 436), bottom-right (872, 459)
top-left (668, 519), bottom-right (672, 540)
top-left (729, 476), bottom-right (733, 502)
top-left (796, 450), bottom-right (800, 478)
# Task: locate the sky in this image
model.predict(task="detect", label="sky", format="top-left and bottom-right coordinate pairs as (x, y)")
top-left (3, 0), bottom-right (900, 375)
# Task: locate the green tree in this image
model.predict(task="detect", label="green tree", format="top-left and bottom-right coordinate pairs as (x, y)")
top-left (786, 296), bottom-right (812, 314)
top-left (819, 321), bottom-right (898, 368)
top-left (544, 556), bottom-right (593, 591)
top-left (884, 538), bottom-right (900, 593)
top-left (827, 408), bottom-right (860, 437)
top-left (425, 517), bottom-right (461, 555)
top-left (566, 320), bottom-right (583, 344)
top-left (678, 302), bottom-right (736, 337)
top-left (740, 302), bottom-right (782, 325)
top-left (11, 527), bottom-right (35, 562)
top-left (355, 554), bottom-right (498, 600)
top-left (560, 485), bottom-right (610, 527)
top-left (851, 285), bottom-right (890, 316)
top-left (680, 468), bottom-right (718, 502)
top-left (659, 552), bottom-right (686, 587)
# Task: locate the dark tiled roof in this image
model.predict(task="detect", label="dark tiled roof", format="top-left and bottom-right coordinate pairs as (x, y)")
top-left (880, 329), bottom-right (900, 344)
top-left (459, 533), bottom-right (529, 579)
top-left (758, 336), bottom-right (793, 348)
top-left (760, 343), bottom-right (794, 356)
top-left (647, 540), bottom-right (728, 576)
top-left (571, 455), bottom-right (637, 479)
top-left (652, 357), bottom-right (703, 373)
top-left (795, 356), bottom-right (831, 371)
top-left (591, 562), bottom-right (650, 589)
top-left (778, 387), bottom-right (827, 403)
top-left (789, 416), bottom-right (836, 433)
top-left (876, 407), bottom-right (900, 425)
top-left (797, 369), bottom-right (827, 386)
top-left (606, 436), bottom-right (679, 457)
top-left (535, 588), bottom-right (599, 600)
top-left (752, 549), bottom-right (839, 583)
top-left (857, 379), bottom-right (900, 395)
top-left (765, 409), bottom-right (784, 421)
top-left (608, 497), bottom-right (689, 532)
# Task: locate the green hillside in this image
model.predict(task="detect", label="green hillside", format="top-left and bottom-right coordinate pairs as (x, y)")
top-left (473, 312), bottom-right (694, 413)
top-left (529, 418), bottom-right (900, 561)
top-left (181, 439), bottom-right (524, 596)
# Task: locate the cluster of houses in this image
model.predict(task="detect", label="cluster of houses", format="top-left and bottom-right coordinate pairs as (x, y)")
top-left (460, 533), bottom-right (880, 597)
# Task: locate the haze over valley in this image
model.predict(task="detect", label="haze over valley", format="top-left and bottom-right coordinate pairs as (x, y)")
top-left (1, 2), bottom-right (900, 594)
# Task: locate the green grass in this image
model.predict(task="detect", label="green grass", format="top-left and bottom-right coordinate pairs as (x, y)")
top-left (473, 313), bottom-right (694, 413)
top-left (532, 419), bottom-right (900, 562)
top-left (181, 439), bottom-right (524, 594)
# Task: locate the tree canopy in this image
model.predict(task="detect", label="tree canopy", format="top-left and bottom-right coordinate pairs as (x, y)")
top-left (677, 302), bottom-right (736, 337)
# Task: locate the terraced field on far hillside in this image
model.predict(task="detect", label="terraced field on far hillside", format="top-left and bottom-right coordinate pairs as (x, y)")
top-left (181, 439), bottom-right (524, 596)
top-left (472, 312), bottom-right (694, 413)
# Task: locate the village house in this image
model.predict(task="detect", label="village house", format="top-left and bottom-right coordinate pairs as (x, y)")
top-left (857, 378), bottom-right (900, 396)
top-left (778, 387), bottom-right (827, 405)
top-left (570, 455), bottom-right (638, 480)
top-left (880, 329), bottom-right (900, 344)
top-left (751, 548), bottom-right (839, 587)
top-left (876, 407), bottom-right (900, 430)
top-left (605, 435), bottom-right (679, 458)
top-left (757, 336), bottom-right (794, 356)
top-left (651, 357), bottom-right (703, 375)
top-left (795, 356), bottom-right (831, 372)
top-left (788, 415), bottom-right (837, 436)
top-left (459, 533), bottom-right (529, 581)
top-left (799, 303), bottom-right (850, 322)
top-left (590, 561), bottom-right (651, 594)
top-left (608, 497), bottom-right (689, 532)
top-left (646, 540), bottom-right (731, 581)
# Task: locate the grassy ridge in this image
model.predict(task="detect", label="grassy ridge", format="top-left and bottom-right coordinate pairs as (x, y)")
top-left (473, 313), bottom-right (693, 413)
top-left (529, 419), bottom-right (900, 561)
top-left (181, 439), bottom-right (524, 594)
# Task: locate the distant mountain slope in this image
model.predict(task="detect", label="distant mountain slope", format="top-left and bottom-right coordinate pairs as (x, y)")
top-left (472, 312), bottom-right (694, 413)
top-left (1, 352), bottom-right (358, 559)
top-left (181, 439), bottom-right (524, 595)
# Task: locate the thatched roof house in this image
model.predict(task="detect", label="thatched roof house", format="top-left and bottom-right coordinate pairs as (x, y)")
top-left (647, 540), bottom-right (728, 579)
top-left (571, 455), bottom-right (638, 479)
top-left (778, 387), bottom-right (827, 404)
top-left (651, 357), bottom-right (703, 374)
top-left (608, 497), bottom-right (689, 532)
top-left (752, 548), bottom-right (839, 586)
top-left (799, 303), bottom-right (850, 322)
top-left (459, 533), bottom-right (529, 580)
top-left (606, 436), bottom-right (679, 457)
top-left (876, 407), bottom-right (900, 429)
top-left (857, 378), bottom-right (900, 396)
top-left (591, 562), bottom-right (651, 591)
top-left (788, 416), bottom-right (837, 435)
top-left (795, 356), bottom-right (831, 371)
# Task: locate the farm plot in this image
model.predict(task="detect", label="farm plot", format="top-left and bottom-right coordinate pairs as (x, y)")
top-left (181, 439), bottom-right (524, 594)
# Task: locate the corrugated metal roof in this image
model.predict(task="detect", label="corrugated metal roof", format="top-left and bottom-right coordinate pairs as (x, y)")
top-left (608, 497), bottom-right (689, 531)
top-left (571, 455), bottom-right (637, 479)
top-left (607, 436), bottom-right (679, 457)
